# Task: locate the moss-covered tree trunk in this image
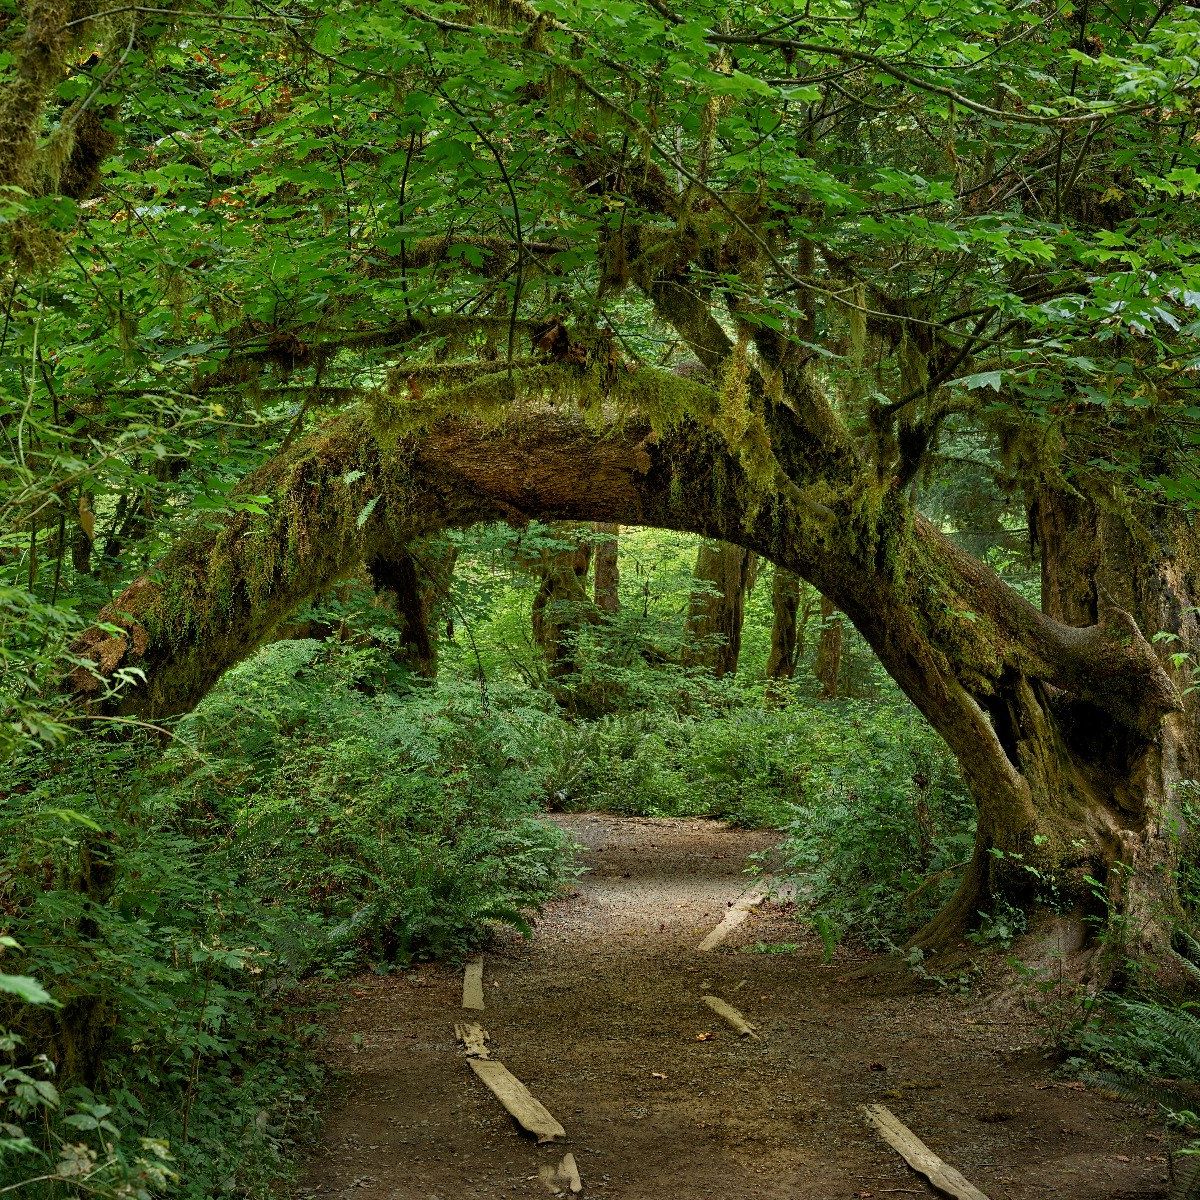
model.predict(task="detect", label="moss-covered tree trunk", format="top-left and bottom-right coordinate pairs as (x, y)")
top-left (812, 596), bottom-right (844, 700)
top-left (530, 526), bottom-right (595, 693)
top-left (70, 369), bottom-right (1190, 969)
top-left (765, 568), bottom-right (803, 683)
top-left (1019, 481), bottom-right (1200, 968)
top-left (640, 264), bottom-right (1190, 969)
top-left (683, 541), bottom-right (757, 677)
top-left (368, 537), bottom-right (458, 679)
top-left (593, 522), bottom-right (621, 614)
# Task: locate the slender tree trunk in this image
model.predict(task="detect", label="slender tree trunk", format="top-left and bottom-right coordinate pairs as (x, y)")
top-left (765, 568), bottom-right (802, 682)
top-left (593, 522), bottom-right (620, 614)
top-left (767, 570), bottom-right (819, 702)
top-left (813, 595), bottom-right (844, 699)
top-left (530, 527), bottom-right (594, 686)
top-left (684, 540), bottom-right (757, 677)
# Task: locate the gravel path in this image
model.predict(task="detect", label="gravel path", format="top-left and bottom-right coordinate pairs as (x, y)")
top-left (295, 815), bottom-right (1170, 1199)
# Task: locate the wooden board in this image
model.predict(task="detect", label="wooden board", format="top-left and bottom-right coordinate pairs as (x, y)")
top-left (454, 1022), bottom-right (490, 1059)
top-left (469, 1059), bottom-right (566, 1144)
top-left (703, 994), bottom-right (758, 1038)
top-left (538, 1152), bottom-right (583, 1194)
top-left (463, 957), bottom-right (485, 1010)
top-left (697, 880), bottom-right (772, 951)
top-left (862, 1103), bottom-right (990, 1200)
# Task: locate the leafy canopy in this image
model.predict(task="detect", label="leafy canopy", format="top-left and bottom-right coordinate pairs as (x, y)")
top-left (3, 0), bottom-right (1200, 748)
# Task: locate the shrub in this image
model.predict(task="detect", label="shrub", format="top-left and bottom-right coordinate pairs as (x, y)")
top-left (774, 700), bottom-right (974, 949)
top-left (0, 641), bottom-right (577, 1197)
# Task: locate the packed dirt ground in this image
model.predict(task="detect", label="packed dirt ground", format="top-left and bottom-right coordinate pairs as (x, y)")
top-left (296, 815), bottom-right (1172, 1199)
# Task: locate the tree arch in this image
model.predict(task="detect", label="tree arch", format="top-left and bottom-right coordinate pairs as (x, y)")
top-left (72, 365), bottom-right (1190, 969)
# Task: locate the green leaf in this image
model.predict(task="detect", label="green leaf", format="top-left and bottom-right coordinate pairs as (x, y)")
top-left (0, 975), bottom-right (52, 1005)
top-left (954, 371), bottom-right (1004, 392)
top-left (356, 496), bottom-right (380, 528)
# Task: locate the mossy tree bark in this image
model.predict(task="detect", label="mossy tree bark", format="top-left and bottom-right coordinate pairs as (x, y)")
top-left (812, 596), bottom-right (844, 700)
top-left (530, 526), bottom-right (594, 690)
top-left (765, 568), bottom-right (807, 684)
top-left (1019, 476), bottom-right (1200, 968)
top-left (71, 365), bottom-right (1189, 969)
top-left (683, 541), bottom-right (757, 678)
top-left (593, 523), bottom-right (621, 614)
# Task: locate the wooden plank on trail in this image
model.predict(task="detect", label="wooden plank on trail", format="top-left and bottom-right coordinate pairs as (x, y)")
top-left (463, 956), bottom-right (485, 1010)
top-left (454, 1022), bottom-right (491, 1059)
top-left (861, 1103), bottom-right (990, 1200)
top-left (468, 1058), bottom-right (566, 1143)
top-left (538, 1152), bottom-right (583, 1194)
top-left (703, 994), bottom-right (758, 1038)
top-left (697, 880), bottom-right (772, 951)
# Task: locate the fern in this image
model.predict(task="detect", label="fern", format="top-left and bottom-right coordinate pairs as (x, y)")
top-left (1082, 997), bottom-right (1200, 1200)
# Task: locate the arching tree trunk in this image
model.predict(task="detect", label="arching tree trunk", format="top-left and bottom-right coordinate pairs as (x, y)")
top-left (368, 537), bottom-right (458, 679)
top-left (812, 596), bottom-right (844, 700)
top-left (593, 523), bottom-right (621, 614)
top-left (69, 367), bottom-right (1191, 970)
top-left (683, 541), bottom-right (757, 677)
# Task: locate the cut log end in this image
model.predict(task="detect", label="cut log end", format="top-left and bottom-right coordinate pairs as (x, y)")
top-left (697, 880), bottom-right (772, 951)
top-left (539, 1151), bottom-right (583, 1194)
top-left (454, 1022), bottom-right (491, 1059)
top-left (463, 957), bottom-right (485, 1010)
top-left (702, 994), bottom-right (759, 1039)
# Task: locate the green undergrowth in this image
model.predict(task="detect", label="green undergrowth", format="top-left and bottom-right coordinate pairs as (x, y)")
top-left (0, 640), bottom-right (578, 1198)
top-left (772, 699), bottom-right (975, 951)
top-left (1061, 990), bottom-right (1200, 1198)
top-left (0, 622), bottom-right (976, 1197)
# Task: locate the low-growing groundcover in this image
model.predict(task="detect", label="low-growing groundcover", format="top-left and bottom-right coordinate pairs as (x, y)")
top-left (0, 622), bottom-right (979, 1198)
top-left (0, 642), bottom-right (577, 1198)
top-left (1, 547), bottom-right (1194, 1196)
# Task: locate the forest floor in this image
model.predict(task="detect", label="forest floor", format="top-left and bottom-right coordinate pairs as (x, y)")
top-left (295, 815), bottom-right (1172, 1200)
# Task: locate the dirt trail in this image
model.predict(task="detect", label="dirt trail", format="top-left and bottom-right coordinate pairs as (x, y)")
top-left (296, 815), bottom-right (1169, 1200)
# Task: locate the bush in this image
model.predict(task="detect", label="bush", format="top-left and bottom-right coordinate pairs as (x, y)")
top-left (0, 640), bottom-right (577, 1197)
top-left (1076, 995), bottom-right (1200, 1199)
top-left (180, 644), bottom-right (575, 962)
top-left (773, 700), bottom-right (974, 950)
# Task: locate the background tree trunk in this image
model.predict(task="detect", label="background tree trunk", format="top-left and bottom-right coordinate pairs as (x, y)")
top-left (813, 596), bottom-right (844, 699)
top-left (531, 527), bottom-right (594, 685)
top-left (683, 541), bottom-right (757, 677)
top-left (766, 569), bottom-right (816, 699)
top-left (593, 522), bottom-right (621, 614)
top-left (368, 537), bottom-right (458, 679)
top-left (766, 568), bottom-right (800, 681)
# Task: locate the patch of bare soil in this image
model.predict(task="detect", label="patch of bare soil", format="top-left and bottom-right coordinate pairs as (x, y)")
top-left (295, 815), bottom-right (1171, 1200)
